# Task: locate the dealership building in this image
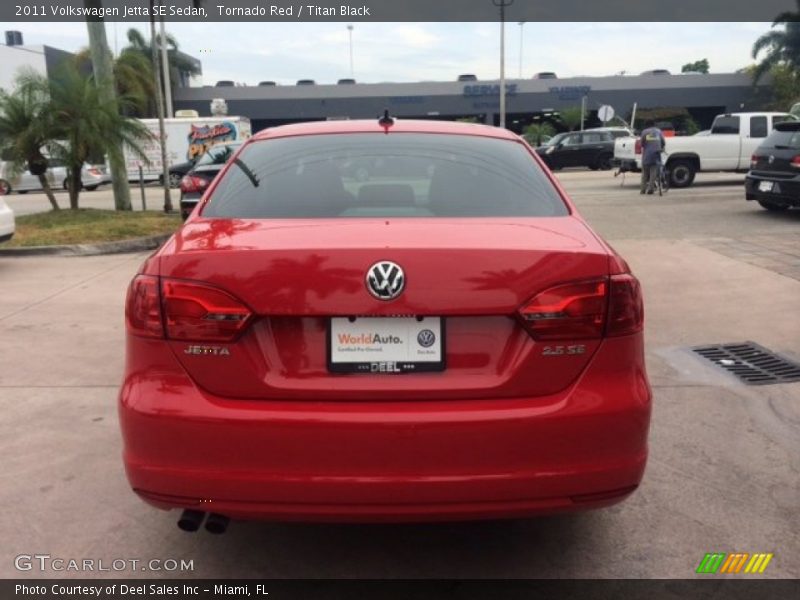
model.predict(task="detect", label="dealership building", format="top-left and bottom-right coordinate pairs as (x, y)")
top-left (174, 72), bottom-right (774, 134)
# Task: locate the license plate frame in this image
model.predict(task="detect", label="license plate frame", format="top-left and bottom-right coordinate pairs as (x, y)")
top-left (327, 316), bottom-right (445, 374)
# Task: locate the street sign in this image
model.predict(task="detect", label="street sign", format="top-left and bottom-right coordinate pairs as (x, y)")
top-left (598, 104), bottom-right (615, 123)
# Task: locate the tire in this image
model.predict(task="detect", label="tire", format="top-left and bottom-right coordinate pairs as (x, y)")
top-left (168, 173), bottom-right (183, 188)
top-left (0, 179), bottom-right (11, 195)
top-left (596, 154), bottom-right (613, 171)
top-left (757, 200), bottom-right (789, 212)
top-left (667, 160), bottom-right (696, 188)
top-left (18, 190), bottom-right (28, 194)
top-left (63, 179), bottom-right (83, 191)
top-left (85, 185), bottom-right (98, 192)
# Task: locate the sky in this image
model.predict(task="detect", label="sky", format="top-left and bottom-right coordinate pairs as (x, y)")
top-left (1, 22), bottom-right (774, 85)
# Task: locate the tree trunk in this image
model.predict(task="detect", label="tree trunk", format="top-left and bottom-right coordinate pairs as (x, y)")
top-left (68, 168), bottom-right (81, 210)
top-left (37, 174), bottom-right (60, 210)
top-left (85, 2), bottom-right (132, 211)
top-left (150, 13), bottom-right (173, 213)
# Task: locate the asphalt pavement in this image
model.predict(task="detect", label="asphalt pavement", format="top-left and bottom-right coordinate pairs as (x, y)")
top-left (0, 170), bottom-right (798, 579)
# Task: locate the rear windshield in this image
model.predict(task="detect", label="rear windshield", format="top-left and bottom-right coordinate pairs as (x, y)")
top-left (202, 133), bottom-right (568, 218)
top-left (763, 128), bottom-right (800, 149)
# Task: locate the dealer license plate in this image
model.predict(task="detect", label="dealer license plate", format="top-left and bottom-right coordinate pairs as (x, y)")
top-left (328, 317), bottom-right (444, 373)
top-left (758, 181), bottom-right (775, 193)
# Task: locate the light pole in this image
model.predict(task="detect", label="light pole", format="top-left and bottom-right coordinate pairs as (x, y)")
top-left (518, 21), bottom-right (525, 79)
top-left (492, 0), bottom-right (514, 129)
top-left (347, 24), bottom-right (354, 79)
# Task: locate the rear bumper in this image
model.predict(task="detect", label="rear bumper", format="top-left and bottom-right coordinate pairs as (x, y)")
top-left (119, 336), bottom-right (651, 522)
top-left (745, 173), bottom-right (800, 206)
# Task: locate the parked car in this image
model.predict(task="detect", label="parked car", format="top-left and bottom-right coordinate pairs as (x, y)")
top-left (164, 159), bottom-right (196, 189)
top-left (178, 141), bottom-right (243, 220)
top-left (535, 130), bottom-right (616, 170)
top-left (640, 69), bottom-right (671, 76)
top-left (120, 117), bottom-right (650, 528)
top-left (0, 160), bottom-right (109, 194)
top-left (0, 193), bottom-right (14, 243)
top-left (613, 112), bottom-right (795, 186)
top-left (457, 74), bottom-right (478, 82)
top-left (746, 120), bottom-right (800, 211)
top-left (533, 72), bottom-right (558, 79)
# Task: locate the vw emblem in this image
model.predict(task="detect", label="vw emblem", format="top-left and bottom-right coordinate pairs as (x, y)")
top-left (417, 329), bottom-right (436, 348)
top-left (366, 261), bottom-right (405, 300)
top-left (768, 155), bottom-right (775, 164)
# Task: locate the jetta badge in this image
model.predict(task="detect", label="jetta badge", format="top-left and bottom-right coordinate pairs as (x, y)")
top-left (366, 261), bottom-right (405, 300)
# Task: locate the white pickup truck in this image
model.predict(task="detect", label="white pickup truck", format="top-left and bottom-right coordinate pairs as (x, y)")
top-left (613, 112), bottom-right (795, 188)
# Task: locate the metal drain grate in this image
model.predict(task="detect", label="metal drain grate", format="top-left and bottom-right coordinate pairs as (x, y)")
top-left (693, 342), bottom-right (800, 385)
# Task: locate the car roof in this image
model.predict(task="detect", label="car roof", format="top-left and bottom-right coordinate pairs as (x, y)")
top-left (252, 119), bottom-right (520, 142)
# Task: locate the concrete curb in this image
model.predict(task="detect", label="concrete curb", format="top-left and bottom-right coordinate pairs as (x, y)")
top-left (0, 234), bottom-right (171, 257)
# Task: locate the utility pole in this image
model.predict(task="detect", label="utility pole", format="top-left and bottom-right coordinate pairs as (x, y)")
top-left (518, 21), bottom-right (525, 79)
top-left (84, 0), bottom-right (132, 211)
top-left (347, 24), bottom-right (354, 79)
top-left (150, 3), bottom-right (172, 212)
top-left (159, 16), bottom-right (173, 118)
top-left (493, 0), bottom-right (514, 129)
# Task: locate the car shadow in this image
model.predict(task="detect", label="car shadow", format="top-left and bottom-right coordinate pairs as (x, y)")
top-left (166, 510), bottom-right (615, 578)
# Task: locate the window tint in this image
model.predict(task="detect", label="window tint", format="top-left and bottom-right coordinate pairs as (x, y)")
top-left (561, 134), bottom-right (581, 146)
top-left (750, 116), bottom-right (768, 138)
top-left (582, 133), bottom-right (604, 143)
top-left (711, 116), bottom-right (740, 135)
top-left (203, 133), bottom-right (568, 219)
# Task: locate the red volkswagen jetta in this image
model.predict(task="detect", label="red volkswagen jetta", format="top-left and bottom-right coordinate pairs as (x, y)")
top-left (119, 118), bottom-right (651, 531)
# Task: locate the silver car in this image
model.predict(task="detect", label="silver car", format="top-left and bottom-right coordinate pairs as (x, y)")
top-left (0, 160), bottom-right (110, 194)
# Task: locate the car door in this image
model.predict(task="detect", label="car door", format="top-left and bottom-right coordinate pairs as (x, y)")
top-left (578, 132), bottom-right (607, 167)
top-left (557, 133), bottom-right (583, 167)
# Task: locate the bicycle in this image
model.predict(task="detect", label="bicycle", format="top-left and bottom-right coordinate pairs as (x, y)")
top-left (655, 152), bottom-right (669, 196)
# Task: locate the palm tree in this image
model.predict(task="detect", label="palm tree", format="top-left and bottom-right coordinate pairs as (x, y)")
top-left (40, 63), bottom-right (152, 209)
top-left (0, 71), bottom-right (60, 210)
top-left (123, 28), bottom-right (200, 100)
top-left (752, 2), bottom-right (800, 84)
top-left (523, 122), bottom-right (556, 146)
top-left (557, 106), bottom-right (584, 131)
top-left (74, 47), bottom-right (155, 116)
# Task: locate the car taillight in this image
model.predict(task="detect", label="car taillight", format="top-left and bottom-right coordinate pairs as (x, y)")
top-left (125, 276), bottom-right (253, 342)
top-left (87, 167), bottom-right (102, 177)
top-left (518, 275), bottom-right (643, 340)
top-left (606, 274), bottom-right (644, 337)
top-left (791, 155), bottom-right (800, 169)
top-left (162, 279), bottom-right (252, 342)
top-left (634, 139), bottom-right (642, 155)
top-left (518, 279), bottom-right (608, 340)
top-left (125, 275), bottom-right (163, 338)
top-left (751, 154), bottom-right (758, 169)
top-left (180, 175), bottom-right (208, 194)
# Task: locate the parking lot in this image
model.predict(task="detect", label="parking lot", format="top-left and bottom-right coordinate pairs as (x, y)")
top-left (0, 170), bottom-right (798, 579)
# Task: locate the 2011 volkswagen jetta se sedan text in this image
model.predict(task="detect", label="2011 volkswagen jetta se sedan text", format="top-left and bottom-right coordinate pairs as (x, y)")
top-left (119, 118), bottom-right (651, 529)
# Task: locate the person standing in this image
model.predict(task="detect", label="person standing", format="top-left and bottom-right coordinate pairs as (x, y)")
top-left (639, 120), bottom-right (665, 194)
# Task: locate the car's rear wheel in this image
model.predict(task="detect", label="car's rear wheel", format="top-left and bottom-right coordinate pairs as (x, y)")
top-left (0, 179), bottom-right (11, 195)
top-left (85, 185), bottom-right (98, 192)
top-left (18, 190), bottom-right (28, 194)
top-left (667, 160), bottom-right (695, 188)
top-left (758, 199), bottom-right (789, 212)
top-left (596, 154), bottom-right (613, 171)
